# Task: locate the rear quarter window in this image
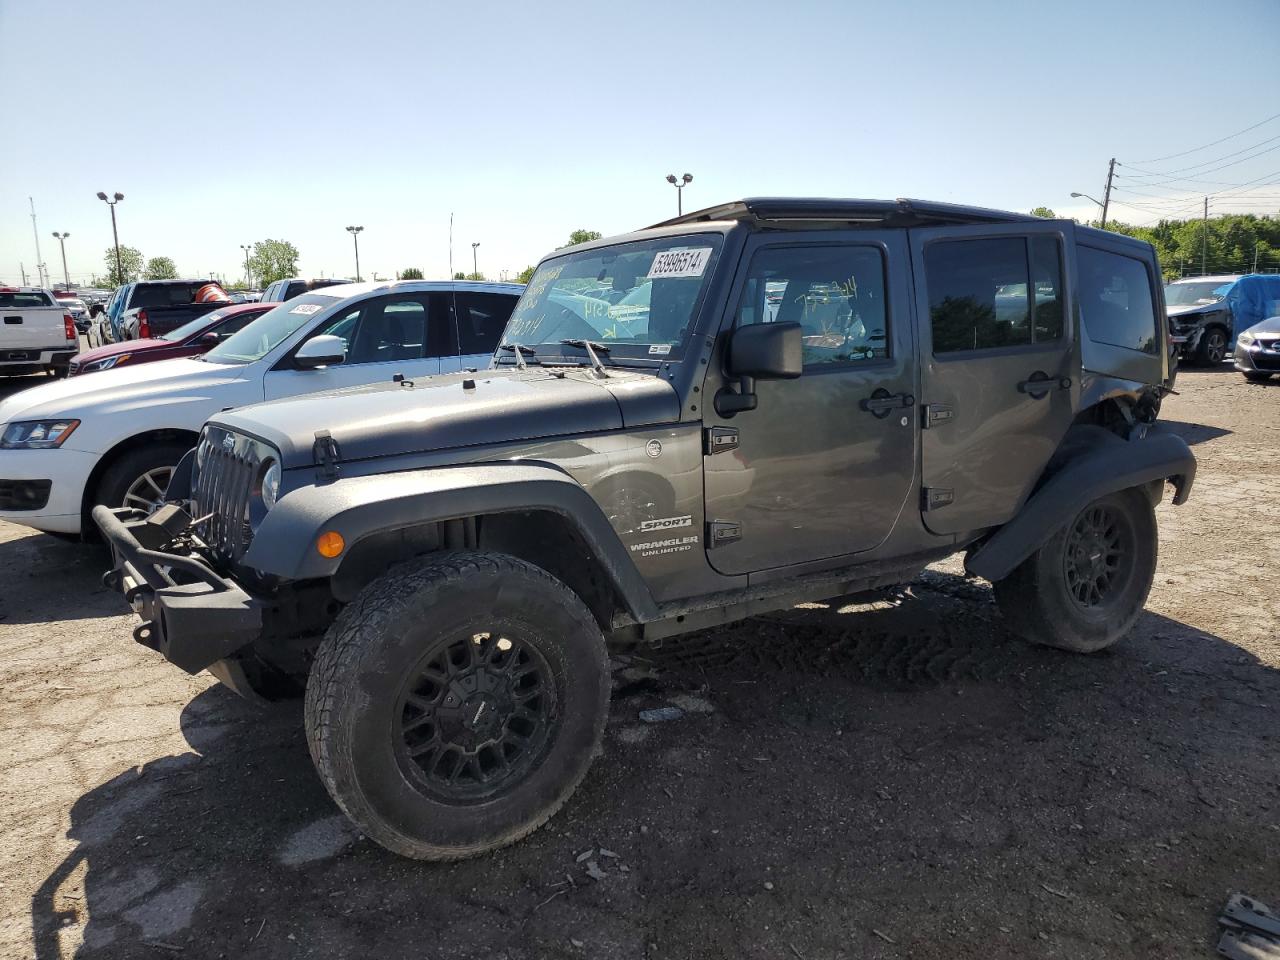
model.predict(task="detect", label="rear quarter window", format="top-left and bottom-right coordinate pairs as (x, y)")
top-left (0, 292), bottom-right (55, 308)
top-left (1078, 247), bottom-right (1158, 354)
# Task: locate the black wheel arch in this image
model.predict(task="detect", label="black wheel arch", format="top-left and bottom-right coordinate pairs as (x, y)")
top-left (80, 428), bottom-right (200, 534)
top-left (965, 423), bottom-right (1195, 583)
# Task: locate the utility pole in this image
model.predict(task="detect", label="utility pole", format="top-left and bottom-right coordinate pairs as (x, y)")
top-left (29, 198), bottom-right (47, 288)
top-left (52, 232), bottom-right (71, 290)
top-left (20, 262), bottom-right (28, 285)
top-left (1254, 242), bottom-right (1260, 273)
top-left (1202, 196), bottom-right (1209, 276)
top-left (1099, 158), bottom-right (1115, 230)
top-left (449, 212), bottom-right (454, 278)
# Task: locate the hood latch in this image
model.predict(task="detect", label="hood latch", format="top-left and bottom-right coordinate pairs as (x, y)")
top-left (313, 430), bottom-right (341, 483)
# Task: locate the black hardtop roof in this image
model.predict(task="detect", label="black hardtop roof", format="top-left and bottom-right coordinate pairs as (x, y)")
top-left (649, 197), bottom-right (1040, 229)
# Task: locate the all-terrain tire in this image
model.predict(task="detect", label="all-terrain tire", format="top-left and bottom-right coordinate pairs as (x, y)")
top-left (93, 442), bottom-right (191, 514)
top-left (993, 488), bottom-right (1157, 653)
top-left (304, 551), bottom-right (610, 861)
top-left (1243, 371), bottom-right (1272, 383)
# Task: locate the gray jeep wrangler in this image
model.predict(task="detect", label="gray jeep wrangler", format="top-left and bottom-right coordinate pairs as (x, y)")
top-left (96, 198), bottom-right (1196, 861)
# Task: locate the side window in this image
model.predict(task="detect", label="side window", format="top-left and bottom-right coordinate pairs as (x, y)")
top-left (926, 237), bottom-right (1064, 353)
top-left (1078, 247), bottom-right (1157, 354)
top-left (346, 297), bottom-right (429, 365)
top-left (216, 310), bottom-right (263, 338)
top-left (310, 307), bottom-right (362, 363)
top-left (454, 292), bottom-right (517, 355)
top-left (736, 245), bottom-right (889, 366)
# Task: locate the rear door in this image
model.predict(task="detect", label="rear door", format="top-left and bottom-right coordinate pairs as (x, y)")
top-left (0, 290), bottom-right (64, 351)
top-left (262, 292), bottom-right (447, 400)
top-left (909, 221), bottom-right (1078, 536)
top-left (449, 290), bottom-right (519, 371)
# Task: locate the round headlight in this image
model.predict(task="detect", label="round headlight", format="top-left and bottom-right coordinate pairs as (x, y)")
top-left (261, 460), bottom-right (281, 509)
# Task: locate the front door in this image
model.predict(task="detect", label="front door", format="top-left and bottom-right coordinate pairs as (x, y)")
top-left (263, 292), bottom-right (451, 401)
top-left (702, 232), bottom-right (918, 576)
top-left (909, 222), bottom-right (1078, 536)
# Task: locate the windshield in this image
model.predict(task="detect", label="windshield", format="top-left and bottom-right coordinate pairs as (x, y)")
top-left (1165, 280), bottom-right (1232, 306)
top-left (500, 235), bottom-right (723, 363)
top-left (162, 310), bottom-right (231, 342)
top-left (203, 294), bottom-right (339, 363)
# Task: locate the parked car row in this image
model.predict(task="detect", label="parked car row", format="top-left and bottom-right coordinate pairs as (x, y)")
top-left (0, 280), bottom-right (521, 533)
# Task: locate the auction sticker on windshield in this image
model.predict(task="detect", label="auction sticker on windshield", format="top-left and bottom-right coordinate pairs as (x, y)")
top-left (647, 248), bottom-right (713, 280)
top-left (289, 303), bottom-right (324, 315)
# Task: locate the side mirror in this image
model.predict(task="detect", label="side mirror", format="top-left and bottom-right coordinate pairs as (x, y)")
top-left (717, 322), bottom-right (802, 416)
top-left (199, 331), bottom-right (220, 343)
top-left (293, 334), bottom-right (347, 369)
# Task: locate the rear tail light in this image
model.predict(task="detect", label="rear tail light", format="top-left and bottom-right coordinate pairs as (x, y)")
top-left (64, 315), bottom-right (76, 340)
top-left (137, 310), bottom-right (150, 339)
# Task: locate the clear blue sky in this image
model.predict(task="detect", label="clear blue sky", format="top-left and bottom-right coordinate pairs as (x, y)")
top-left (3, 0), bottom-right (1279, 287)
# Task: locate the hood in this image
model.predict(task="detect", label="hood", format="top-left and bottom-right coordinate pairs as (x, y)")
top-left (1167, 302), bottom-right (1227, 319)
top-left (1242, 316), bottom-right (1280, 338)
top-left (0, 357), bottom-right (249, 426)
top-left (213, 367), bottom-right (681, 468)
top-left (73, 338), bottom-right (173, 365)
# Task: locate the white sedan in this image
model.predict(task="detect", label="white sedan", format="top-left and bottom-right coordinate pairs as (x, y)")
top-left (0, 280), bottom-right (521, 536)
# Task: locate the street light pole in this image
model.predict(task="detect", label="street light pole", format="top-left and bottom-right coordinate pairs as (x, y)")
top-left (346, 226), bottom-right (364, 281)
top-left (29, 198), bottom-right (48, 288)
top-left (665, 172), bottom-right (693, 216)
top-left (1070, 191), bottom-right (1104, 223)
top-left (96, 192), bottom-right (125, 284)
top-left (240, 244), bottom-right (254, 288)
top-left (51, 232), bottom-right (71, 290)
top-left (471, 242), bottom-right (480, 279)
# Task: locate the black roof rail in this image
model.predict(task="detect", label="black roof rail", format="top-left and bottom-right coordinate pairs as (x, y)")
top-left (648, 197), bottom-right (1039, 230)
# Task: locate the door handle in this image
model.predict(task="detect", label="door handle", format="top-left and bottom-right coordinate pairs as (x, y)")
top-left (860, 389), bottom-right (916, 418)
top-left (1017, 372), bottom-right (1071, 399)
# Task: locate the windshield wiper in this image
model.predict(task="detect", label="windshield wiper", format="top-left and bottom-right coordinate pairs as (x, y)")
top-left (498, 342), bottom-right (540, 370)
top-left (558, 338), bottom-right (612, 376)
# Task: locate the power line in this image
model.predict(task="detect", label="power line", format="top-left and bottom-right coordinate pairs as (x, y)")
top-left (1130, 111), bottom-right (1280, 163)
top-left (1118, 140), bottom-right (1280, 185)
top-left (1121, 131), bottom-right (1280, 177)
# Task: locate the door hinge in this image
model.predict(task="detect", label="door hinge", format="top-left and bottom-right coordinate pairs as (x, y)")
top-left (707, 520), bottom-right (742, 547)
top-left (922, 404), bottom-right (954, 428)
top-left (704, 425), bottom-right (739, 455)
top-left (921, 487), bottom-right (954, 511)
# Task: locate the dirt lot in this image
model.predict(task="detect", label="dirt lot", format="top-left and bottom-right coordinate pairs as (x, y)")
top-left (0, 365), bottom-right (1276, 960)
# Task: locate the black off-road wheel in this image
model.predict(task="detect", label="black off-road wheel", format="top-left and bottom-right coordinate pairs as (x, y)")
top-left (993, 488), bottom-right (1157, 653)
top-left (1243, 371), bottom-right (1272, 383)
top-left (1195, 327), bottom-right (1228, 366)
top-left (304, 552), bottom-right (610, 860)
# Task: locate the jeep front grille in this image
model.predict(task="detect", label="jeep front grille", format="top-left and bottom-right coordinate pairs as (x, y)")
top-left (192, 426), bottom-right (267, 563)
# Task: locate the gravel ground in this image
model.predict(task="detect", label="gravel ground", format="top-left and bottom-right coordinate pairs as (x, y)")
top-left (0, 364), bottom-right (1276, 959)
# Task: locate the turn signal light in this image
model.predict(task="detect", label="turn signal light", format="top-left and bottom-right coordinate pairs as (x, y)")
top-left (137, 310), bottom-right (151, 339)
top-left (64, 314), bottom-right (75, 340)
top-left (316, 531), bottom-right (345, 558)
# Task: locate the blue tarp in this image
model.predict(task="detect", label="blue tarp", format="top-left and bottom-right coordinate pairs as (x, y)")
top-left (1225, 274), bottom-right (1280, 335)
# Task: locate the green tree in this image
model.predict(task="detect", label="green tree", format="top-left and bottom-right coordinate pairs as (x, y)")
top-left (103, 245), bottom-right (144, 286)
top-left (400, 267), bottom-right (424, 280)
top-left (1029, 207), bottom-right (1057, 219)
top-left (515, 265), bottom-right (536, 284)
top-left (464, 271), bottom-right (486, 281)
top-left (143, 256), bottom-right (178, 280)
top-left (1102, 212), bottom-right (1280, 280)
top-left (453, 271), bottom-right (466, 280)
top-left (561, 229), bottom-right (602, 248)
top-left (247, 239), bottom-right (300, 287)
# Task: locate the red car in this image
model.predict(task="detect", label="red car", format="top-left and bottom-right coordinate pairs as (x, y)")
top-left (67, 302), bottom-right (273, 376)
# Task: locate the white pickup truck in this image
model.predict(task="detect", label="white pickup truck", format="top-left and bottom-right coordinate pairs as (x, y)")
top-left (0, 280), bottom-right (522, 536)
top-left (0, 287), bottom-right (78, 377)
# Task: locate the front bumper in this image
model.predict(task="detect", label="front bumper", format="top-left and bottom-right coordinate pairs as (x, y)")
top-left (1235, 342), bottom-right (1280, 373)
top-left (0, 446), bottom-right (100, 534)
top-left (93, 504), bottom-right (264, 674)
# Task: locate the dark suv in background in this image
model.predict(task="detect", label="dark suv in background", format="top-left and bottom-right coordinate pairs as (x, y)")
top-left (261, 278), bottom-right (353, 303)
top-left (98, 197), bottom-right (1194, 863)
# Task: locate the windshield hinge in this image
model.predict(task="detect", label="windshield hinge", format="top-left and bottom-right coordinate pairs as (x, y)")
top-left (704, 426), bottom-right (739, 455)
top-left (313, 430), bottom-right (341, 483)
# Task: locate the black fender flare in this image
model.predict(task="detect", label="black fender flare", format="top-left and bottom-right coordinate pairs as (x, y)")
top-left (965, 424), bottom-right (1195, 583)
top-left (240, 463), bottom-right (658, 622)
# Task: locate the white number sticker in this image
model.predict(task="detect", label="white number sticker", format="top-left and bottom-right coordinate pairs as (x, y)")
top-left (289, 303), bottom-right (323, 315)
top-left (648, 344), bottom-right (672, 355)
top-left (646, 247), bottom-right (713, 280)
